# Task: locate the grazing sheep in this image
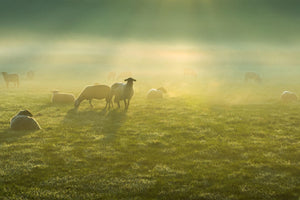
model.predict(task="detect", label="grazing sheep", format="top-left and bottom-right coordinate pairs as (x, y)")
top-left (110, 77), bottom-right (136, 109)
top-left (147, 87), bottom-right (167, 99)
top-left (281, 91), bottom-right (298, 102)
top-left (74, 84), bottom-right (111, 109)
top-left (2, 72), bottom-right (19, 88)
top-left (52, 91), bottom-right (75, 103)
top-left (10, 110), bottom-right (41, 130)
top-left (245, 72), bottom-right (262, 83)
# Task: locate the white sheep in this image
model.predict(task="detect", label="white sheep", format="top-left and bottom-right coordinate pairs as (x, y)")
top-left (281, 91), bottom-right (298, 102)
top-left (10, 110), bottom-right (41, 130)
top-left (74, 84), bottom-right (111, 109)
top-left (52, 91), bottom-right (75, 103)
top-left (147, 87), bottom-right (167, 99)
top-left (110, 77), bottom-right (136, 109)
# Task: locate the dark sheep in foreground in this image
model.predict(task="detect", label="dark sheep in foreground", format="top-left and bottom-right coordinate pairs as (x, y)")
top-left (110, 77), bottom-right (136, 110)
top-left (147, 87), bottom-right (167, 99)
top-left (10, 110), bottom-right (41, 130)
top-left (74, 84), bottom-right (111, 109)
top-left (2, 72), bottom-right (19, 88)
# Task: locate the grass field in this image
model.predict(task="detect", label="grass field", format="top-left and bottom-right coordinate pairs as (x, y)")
top-left (0, 79), bottom-right (299, 200)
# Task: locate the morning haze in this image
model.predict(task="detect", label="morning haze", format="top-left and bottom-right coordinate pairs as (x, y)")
top-left (0, 0), bottom-right (300, 199)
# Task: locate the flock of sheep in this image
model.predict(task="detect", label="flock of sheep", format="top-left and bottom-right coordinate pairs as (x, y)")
top-left (2, 70), bottom-right (298, 131)
top-left (6, 74), bottom-right (166, 130)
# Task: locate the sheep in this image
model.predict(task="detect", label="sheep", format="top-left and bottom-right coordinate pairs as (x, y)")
top-left (147, 87), bottom-right (167, 99)
top-left (110, 77), bottom-right (136, 109)
top-left (2, 72), bottom-right (19, 88)
top-left (244, 72), bottom-right (262, 83)
top-left (10, 110), bottom-right (41, 130)
top-left (281, 91), bottom-right (298, 102)
top-left (51, 91), bottom-right (75, 103)
top-left (74, 84), bottom-right (111, 109)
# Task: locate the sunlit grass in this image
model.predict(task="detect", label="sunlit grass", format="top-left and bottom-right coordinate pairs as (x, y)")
top-left (0, 80), bottom-right (299, 199)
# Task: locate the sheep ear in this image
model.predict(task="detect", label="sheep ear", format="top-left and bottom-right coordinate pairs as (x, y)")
top-left (124, 78), bottom-right (128, 81)
top-left (25, 110), bottom-right (33, 117)
top-left (133, 79), bottom-right (136, 81)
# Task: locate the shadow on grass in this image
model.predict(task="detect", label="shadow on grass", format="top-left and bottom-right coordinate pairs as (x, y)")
top-left (62, 107), bottom-right (127, 142)
top-left (0, 128), bottom-right (38, 145)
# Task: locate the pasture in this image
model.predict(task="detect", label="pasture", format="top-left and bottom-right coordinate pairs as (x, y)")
top-left (0, 79), bottom-right (299, 200)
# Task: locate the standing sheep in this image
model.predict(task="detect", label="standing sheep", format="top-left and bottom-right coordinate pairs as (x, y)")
top-left (10, 110), bottom-right (41, 130)
top-left (244, 72), bottom-right (262, 83)
top-left (2, 72), bottom-right (19, 88)
top-left (74, 84), bottom-right (111, 109)
top-left (147, 87), bottom-right (167, 99)
top-left (281, 91), bottom-right (298, 102)
top-left (110, 77), bottom-right (136, 109)
top-left (52, 91), bottom-right (75, 103)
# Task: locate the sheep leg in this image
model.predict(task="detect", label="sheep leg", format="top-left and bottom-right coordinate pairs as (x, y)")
top-left (107, 97), bottom-right (113, 109)
top-left (124, 100), bottom-right (127, 109)
top-left (108, 100), bottom-right (113, 109)
top-left (125, 99), bottom-right (130, 110)
top-left (105, 98), bottom-right (111, 109)
top-left (110, 99), bottom-right (113, 109)
top-left (105, 101), bottom-right (108, 109)
top-left (89, 100), bottom-right (94, 108)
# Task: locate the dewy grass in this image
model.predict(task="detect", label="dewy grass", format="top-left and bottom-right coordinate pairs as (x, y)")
top-left (0, 81), bottom-right (300, 200)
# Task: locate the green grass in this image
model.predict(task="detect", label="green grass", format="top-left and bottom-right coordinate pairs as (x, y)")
top-left (0, 81), bottom-right (300, 200)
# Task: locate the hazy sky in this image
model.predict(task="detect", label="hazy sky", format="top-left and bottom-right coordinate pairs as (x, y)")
top-left (0, 0), bottom-right (299, 45)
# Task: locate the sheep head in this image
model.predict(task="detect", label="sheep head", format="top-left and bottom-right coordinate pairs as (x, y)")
top-left (51, 90), bottom-right (60, 94)
top-left (124, 77), bottom-right (136, 82)
top-left (124, 78), bottom-right (136, 86)
top-left (74, 99), bottom-right (80, 109)
top-left (17, 110), bottom-right (33, 117)
top-left (157, 87), bottom-right (167, 93)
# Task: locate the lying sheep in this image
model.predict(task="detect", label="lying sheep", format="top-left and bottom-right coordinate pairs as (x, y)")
top-left (110, 77), bottom-right (136, 109)
top-left (147, 87), bottom-right (167, 99)
top-left (281, 91), bottom-right (298, 102)
top-left (52, 91), bottom-right (75, 103)
top-left (10, 110), bottom-right (41, 130)
top-left (74, 84), bottom-right (111, 109)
